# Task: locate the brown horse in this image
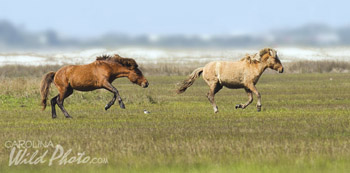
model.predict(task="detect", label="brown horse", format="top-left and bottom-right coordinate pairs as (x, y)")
top-left (40, 54), bottom-right (149, 118)
top-left (177, 48), bottom-right (283, 113)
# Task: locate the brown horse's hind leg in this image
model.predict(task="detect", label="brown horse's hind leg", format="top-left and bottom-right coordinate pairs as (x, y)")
top-left (50, 95), bottom-right (59, 119)
top-left (207, 82), bottom-right (223, 113)
top-left (103, 82), bottom-right (125, 110)
top-left (235, 88), bottom-right (253, 109)
top-left (56, 87), bottom-right (74, 118)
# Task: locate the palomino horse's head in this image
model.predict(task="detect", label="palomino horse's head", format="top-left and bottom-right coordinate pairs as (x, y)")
top-left (258, 48), bottom-right (284, 73)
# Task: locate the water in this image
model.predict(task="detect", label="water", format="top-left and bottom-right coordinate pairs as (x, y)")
top-left (1, 47), bottom-right (349, 66)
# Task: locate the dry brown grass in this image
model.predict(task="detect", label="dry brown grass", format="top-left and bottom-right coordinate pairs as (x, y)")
top-left (0, 65), bottom-right (63, 78)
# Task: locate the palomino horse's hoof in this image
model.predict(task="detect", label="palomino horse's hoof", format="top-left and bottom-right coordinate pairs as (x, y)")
top-left (214, 107), bottom-right (218, 113)
top-left (257, 106), bottom-right (261, 112)
top-left (235, 104), bottom-right (242, 109)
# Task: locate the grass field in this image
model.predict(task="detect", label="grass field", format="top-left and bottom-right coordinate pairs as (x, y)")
top-left (0, 73), bottom-right (350, 172)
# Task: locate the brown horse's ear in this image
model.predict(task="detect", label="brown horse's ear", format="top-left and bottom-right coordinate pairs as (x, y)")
top-left (120, 58), bottom-right (138, 69)
top-left (114, 54), bottom-right (122, 58)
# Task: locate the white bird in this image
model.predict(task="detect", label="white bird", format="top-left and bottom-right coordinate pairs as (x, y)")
top-left (144, 109), bottom-right (150, 114)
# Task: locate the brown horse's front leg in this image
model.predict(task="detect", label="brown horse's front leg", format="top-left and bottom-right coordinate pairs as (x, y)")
top-left (105, 94), bottom-right (125, 110)
top-left (103, 82), bottom-right (125, 110)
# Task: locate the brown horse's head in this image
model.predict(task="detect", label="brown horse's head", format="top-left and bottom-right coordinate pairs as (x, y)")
top-left (128, 67), bottom-right (149, 88)
top-left (113, 54), bottom-right (149, 88)
top-left (259, 48), bottom-right (284, 73)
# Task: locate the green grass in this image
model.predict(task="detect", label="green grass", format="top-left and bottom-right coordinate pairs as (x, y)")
top-left (0, 73), bottom-right (350, 172)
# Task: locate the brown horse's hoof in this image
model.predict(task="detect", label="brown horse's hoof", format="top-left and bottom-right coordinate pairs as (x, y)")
top-left (119, 101), bottom-right (126, 109)
top-left (235, 104), bottom-right (242, 109)
top-left (52, 116), bottom-right (57, 119)
top-left (105, 104), bottom-right (111, 111)
top-left (65, 115), bottom-right (73, 118)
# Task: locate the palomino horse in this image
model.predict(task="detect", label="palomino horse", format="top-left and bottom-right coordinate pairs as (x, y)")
top-left (177, 48), bottom-right (283, 113)
top-left (40, 54), bottom-right (149, 118)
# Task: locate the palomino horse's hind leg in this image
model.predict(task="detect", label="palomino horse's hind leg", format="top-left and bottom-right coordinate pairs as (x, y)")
top-left (235, 88), bottom-right (253, 110)
top-left (103, 82), bottom-right (125, 110)
top-left (56, 87), bottom-right (73, 118)
top-left (206, 82), bottom-right (223, 113)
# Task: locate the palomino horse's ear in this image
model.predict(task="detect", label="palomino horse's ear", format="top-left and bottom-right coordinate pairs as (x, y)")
top-left (252, 53), bottom-right (260, 62)
top-left (269, 49), bottom-right (276, 57)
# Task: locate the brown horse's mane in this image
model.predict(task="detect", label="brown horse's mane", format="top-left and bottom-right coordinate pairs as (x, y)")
top-left (96, 54), bottom-right (138, 69)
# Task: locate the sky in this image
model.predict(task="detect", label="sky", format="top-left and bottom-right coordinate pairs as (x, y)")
top-left (1, 0), bottom-right (350, 38)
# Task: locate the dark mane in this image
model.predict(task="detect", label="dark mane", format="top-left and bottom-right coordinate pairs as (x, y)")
top-left (96, 54), bottom-right (138, 69)
top-left (96, 55), bottom-right (112, 61)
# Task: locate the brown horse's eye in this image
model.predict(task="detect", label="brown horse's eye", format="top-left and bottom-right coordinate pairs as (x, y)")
top-left (134, 69), bottom-right (142, 75)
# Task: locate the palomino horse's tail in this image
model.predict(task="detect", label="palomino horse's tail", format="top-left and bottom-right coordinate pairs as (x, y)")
top-left (176, 67), bottom-right (203, 94)
top-left (40, 71), bottom-right (55, 110)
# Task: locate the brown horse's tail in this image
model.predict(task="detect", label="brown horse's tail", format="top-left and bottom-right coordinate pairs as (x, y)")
top-left (176, 67), bottom-right (203, 94)
top-left (40, 71), bottom-right (55, 110)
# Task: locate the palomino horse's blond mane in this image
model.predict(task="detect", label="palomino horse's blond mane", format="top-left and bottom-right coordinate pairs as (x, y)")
top-left (240, 48), bottom-right (277, 64)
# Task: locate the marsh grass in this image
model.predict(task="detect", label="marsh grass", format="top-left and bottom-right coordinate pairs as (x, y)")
top-left (0, 73), bottom-right (350, 172)
top-left (1, 60), bottom-right (350, 78)
top-left (286, 61), bottom-right (350, 73)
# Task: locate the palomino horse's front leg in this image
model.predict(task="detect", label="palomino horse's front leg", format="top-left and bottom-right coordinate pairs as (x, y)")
top-left (255, 91), bottom-right (262, 112)
top-left (103, 82), bottom-right (125, 110)
top-left (235, 88), bottom-right (253, 109)
top-left (245, 84), bottom-right (262, 112)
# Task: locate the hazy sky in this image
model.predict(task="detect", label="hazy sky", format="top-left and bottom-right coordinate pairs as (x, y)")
top-left (1, 0), bottom-right (350, 38)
